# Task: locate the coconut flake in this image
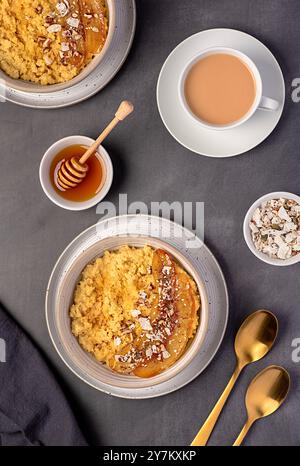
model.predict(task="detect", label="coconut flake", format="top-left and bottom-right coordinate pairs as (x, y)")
top-left (47, 24), bottom-right (62, 33)
top-left (67, 17), bottom-right (80, 28)
top-left (145, 347), bottom-right (153, 358)
top-left (44, 55), bottom-right (53, 65)
top-left (138, 317), bottom-right (152, 331)
top-left (162, 350), bottom-right (170, 359)
top-left (56, 2), bottom-right (69, 17)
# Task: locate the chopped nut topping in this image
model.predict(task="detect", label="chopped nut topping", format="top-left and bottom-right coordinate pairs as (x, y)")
top-left (37, 35), bottom-right (46, 45)
top-left (56, 1), bottom-right (69, 17)
top-left (47, 24), bottom-right (62, 33)
top-left (138, 317), bottom-right (152, 331)
top-left (67, 17), bottom-right (80, 28)
top-left (44, 54), bottom-right (53, 66)
top-left (43, 38), bottom-right (52, 49)
top-left (35, 5), bottom-right (43, 14)
top-left (249, 198), bottom-right (300, 260)
top-left (162, 350), bottom-right (171, 360)
top-left (139, 291), bottom-right (147, 300)
top-left (61, 42), bottom-right (70, 52)
top-left (145, 348), bottom-right (153, 359)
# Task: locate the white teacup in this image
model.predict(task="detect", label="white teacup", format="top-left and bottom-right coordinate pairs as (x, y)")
top-left (179, 47), bottom-right (279, 131)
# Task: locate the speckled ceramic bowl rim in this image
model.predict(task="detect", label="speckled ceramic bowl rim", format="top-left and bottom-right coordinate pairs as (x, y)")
top-left (243, 191), bottom-right (300, 266)
top-left (0, 0), bottom-right (116, 94)
top-left (39, 135), bottom-right (113, 211)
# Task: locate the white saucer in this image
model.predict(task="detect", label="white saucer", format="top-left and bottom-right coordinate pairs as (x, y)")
top-left (157, 28), bottom-right (285, 157)
top-left (46, 215), bottom-right (228, 398)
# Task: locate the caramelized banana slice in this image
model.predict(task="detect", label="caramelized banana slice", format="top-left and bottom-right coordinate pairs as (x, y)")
top-left (175, 267), bottom-right (200, 338)
top-left (79, 0), bottom-right (108, 59)
top-left (134, 251), bottom-right (199, 378)
top-left (57, 0), bottom-right (85, 68)
top-left (133, 321), bottom-right (190, 378)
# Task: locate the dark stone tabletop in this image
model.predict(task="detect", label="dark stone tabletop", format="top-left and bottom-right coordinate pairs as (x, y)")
top-left (0, 0), bottom-right (299, 446)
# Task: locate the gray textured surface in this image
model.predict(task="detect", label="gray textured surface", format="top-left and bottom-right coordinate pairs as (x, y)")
top-left (0, 0), bottom-right (299, 446)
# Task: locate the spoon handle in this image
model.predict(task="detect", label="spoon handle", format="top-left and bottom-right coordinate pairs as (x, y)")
top-left (191, 365), bottom-right (242, 446)
top-left (233, 419), bottom-right (254, 446)
top-left (79, 101), bottom-right (134, 165)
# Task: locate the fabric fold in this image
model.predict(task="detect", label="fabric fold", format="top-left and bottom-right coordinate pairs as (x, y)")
top-left (0, 302), bottom-right (88, 446)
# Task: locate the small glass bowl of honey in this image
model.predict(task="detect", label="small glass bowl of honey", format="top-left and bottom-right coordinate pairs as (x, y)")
top-left (39, 136), bottom-right (113, 210)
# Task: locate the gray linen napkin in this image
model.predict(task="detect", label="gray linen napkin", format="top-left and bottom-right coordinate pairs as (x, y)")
top-left (0, 302), bottom-right (88, 446)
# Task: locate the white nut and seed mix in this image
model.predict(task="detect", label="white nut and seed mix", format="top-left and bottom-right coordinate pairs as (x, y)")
top-left (249, 198), bottom-right (300, 260)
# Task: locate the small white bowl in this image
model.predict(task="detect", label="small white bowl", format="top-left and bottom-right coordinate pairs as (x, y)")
top-left (243, 191), bottom-right (300, 266)
top-left (39, 135), bottom-right (113, 211)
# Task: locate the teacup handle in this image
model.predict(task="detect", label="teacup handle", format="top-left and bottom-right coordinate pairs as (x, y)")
top-left (259, 96), bottom-right (279, 111)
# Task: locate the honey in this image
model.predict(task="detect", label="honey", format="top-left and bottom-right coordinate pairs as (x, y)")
top-left (50, 145), bottom-right (105, 202)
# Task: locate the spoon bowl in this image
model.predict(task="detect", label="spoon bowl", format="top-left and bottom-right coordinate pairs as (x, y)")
top-left (233, 365), bottom-right (290, 445)
top-left (245, 365), bottom-right (290, 420)
top-left (234, 310), bottom-right (278, 368)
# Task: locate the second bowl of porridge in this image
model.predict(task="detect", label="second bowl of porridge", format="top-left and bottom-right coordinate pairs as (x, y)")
top-left (0, 0), bottom-right (115, 92)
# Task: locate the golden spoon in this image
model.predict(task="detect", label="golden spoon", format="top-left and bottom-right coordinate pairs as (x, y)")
top-left (191, 310), bottom-right (278, 446)
top-left (233, 365), bottom-right (290, 446)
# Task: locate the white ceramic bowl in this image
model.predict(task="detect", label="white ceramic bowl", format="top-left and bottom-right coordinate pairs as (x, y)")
top-left (0, 0), bottom-right (115, 94)
top-left (243, 191), bottom-right (300, 266)
top-left (49, 235), bottom-right (209, 390)
top-left (39, 135), bottom-right (113, 211)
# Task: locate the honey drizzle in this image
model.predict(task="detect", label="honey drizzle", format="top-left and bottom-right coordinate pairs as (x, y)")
top-left (50, 144), bottom-right (105, 202)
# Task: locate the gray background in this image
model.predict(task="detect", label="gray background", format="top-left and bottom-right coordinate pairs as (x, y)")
top-left (0, 0), bottom-right (299, 446)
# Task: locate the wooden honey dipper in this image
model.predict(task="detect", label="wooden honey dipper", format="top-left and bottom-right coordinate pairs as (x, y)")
top-left (57, 100), bottom-right (134, 190)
